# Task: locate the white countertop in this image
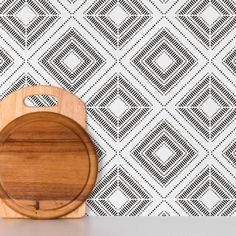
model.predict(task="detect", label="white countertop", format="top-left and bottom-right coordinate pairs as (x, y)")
top-left (0, 216), bottom-right (235, 236)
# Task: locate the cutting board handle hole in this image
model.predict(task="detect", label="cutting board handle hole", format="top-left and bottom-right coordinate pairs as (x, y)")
top-left (24, 95), bottom-right (58, 107)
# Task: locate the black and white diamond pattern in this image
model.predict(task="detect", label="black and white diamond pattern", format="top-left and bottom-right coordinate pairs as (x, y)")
top-left (87, 166), bottom-right (152, 216)
top-left (0, 0), bottom-right (236, 216)
top-left (223, 140), bottom-right (236, 168)
top-left (1, 72), bottom-right (56, 106)
top-left (131, 120), bottom-right (197, 186)
top-left (177, 74), bottom-right (236, 140)
top-left (223, 48), bottom-right (236, 76)
top-left (176, 0), bottom-right (236, 48)
top-left (177, 166), bottom-right (236, 216)
top-left (131, 28), bottom-right (197, 95)
top-left (213, 125), bottom-right (236, 181)
top-left (39, 28), bottom-right (105, 92)
top-left (84, 0), bottom-right (152, 48)
top-left (120, 110), bottom-right (208, 204)
top-left (87, 73), bottom-right (152, 141)
top-left (0, 0), bottom-right (60, 48)
top-left (0, 47), bottom-right (13, 75)
top-left (0, 35), bottom-right (24, 83)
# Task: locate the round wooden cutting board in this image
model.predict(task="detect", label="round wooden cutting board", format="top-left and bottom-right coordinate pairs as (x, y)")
top-left (0, 86), bottom-right (97, 219)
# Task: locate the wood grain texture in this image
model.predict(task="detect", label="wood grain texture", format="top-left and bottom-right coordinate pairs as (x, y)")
top-left (0, 86), bottom-right (98, 219)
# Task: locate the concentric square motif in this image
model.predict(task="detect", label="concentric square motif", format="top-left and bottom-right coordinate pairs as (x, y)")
top-left (87, 166), bottom-right (152, 216)
top-left (28, 18), bottom-right (115, 93)
top-left (121, 17), bottom-right (207, 105)
top-left (84, 0), bottom-right (152, 48)
top-left (131, 119), bottom-right (197, 186)
top-left (177, 73), bottom-right (236, 140)
top-left (120, 110), bottom-right (208, 202)
top-left (39, 28), bottom-right (105, 92)
top-left (177, 165), bottom-right (236, 216)
top-left (176, 0), bottom-right (236, 48)
top-left (86, 73), bottom-right (152, 141)
top-left (131, 27), bottom-right (197, 95)
top-left (0, 0), bottom-right (60, 49)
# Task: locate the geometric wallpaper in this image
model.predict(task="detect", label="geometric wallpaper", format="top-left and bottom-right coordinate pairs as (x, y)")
top-left (0, 0), bottom-right (235, 216)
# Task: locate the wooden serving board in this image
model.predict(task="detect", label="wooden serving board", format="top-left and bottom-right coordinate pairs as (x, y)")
top-left (0, 86), bottom-right (97, 219)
